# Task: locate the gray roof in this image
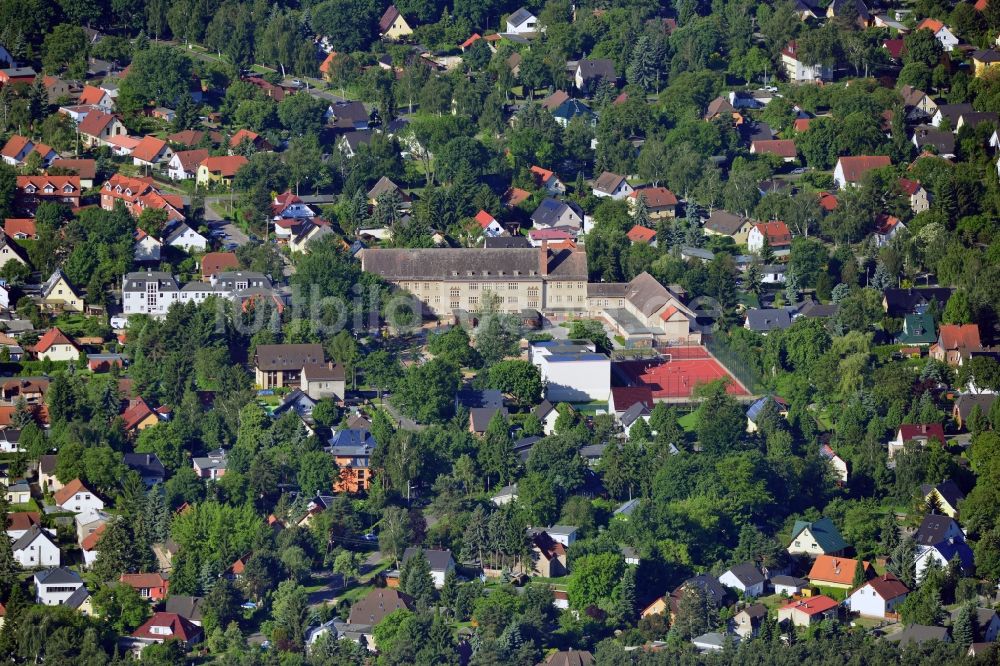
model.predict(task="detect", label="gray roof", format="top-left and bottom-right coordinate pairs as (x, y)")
top-left (593, 171), bottom-right (626, 194)
top-left (360, 247), bottom-right (588, 281)
top-left (192, 448), bottom-right (228, 470)
top-left (531, 198), bottom-right (582, 228)
top-left (11, 524), bottom-right (56, 552)
top-left (883, 624), bottom-right (950, 646)
top-left (704, 210), bottom-right (746, 235)
top-left (954, 394), bottom-right (997, 420)
top-left (123, 271), bottom-right (180, 293)
top-left (625, 272), bottom-right (683, 318)
top-left (165, 595), bottom-right (204, 622)
top-left (255, 343), bottom-right (324, 372)
top-left (576, 59), bottom-right (616, 83)
top-left (551, 99), bottom-right (594, 121)
top-left (745, 308), bottom-right (792, 331)
top-left (402, 547), bottom-right (454, 572)
top-left (41, 269), bottom-right (79, 299)
top-left (796, 300), bottom-right (839, 318)
top-left (34, 567), bottom-right (82, 586)
top-left (914, 515), bottom-right (960, 547)
top-left (485, 236), bottom-right (531, 249)
top-left (507, 7), bottom-right (535, 27)
top-left (456, 389), bottom-right (503, 409)
top-left (682, 246), bottom-right (715, 261)
top-left (123, 453), bottom-right (165, 477)
top-left (469, 406), bottom-right (504, 432)
top-left (920, 480), bottom-right (965, 509)
top-left (724, 562), bottom-right (766, 587)
top-left (620, 401), bottom-right (650, 427)
top-left (770, 575), bottom-right (808, 587)
top-left (912, 125), bottom-right (955, 154)
top-left (63, 585), bottom-right (91, 610)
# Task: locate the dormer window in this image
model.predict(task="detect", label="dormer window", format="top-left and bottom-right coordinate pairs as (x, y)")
top-left (43, 185), bottom-right (54, 193)
top-left (62, 184), bottom-right (74, 193)
top-left (24, 185), bottom-right (35, 193)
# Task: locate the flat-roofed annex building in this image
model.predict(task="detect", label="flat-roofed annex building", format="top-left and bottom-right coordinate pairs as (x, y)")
top-left (359, 244), bottom-right (588, 316)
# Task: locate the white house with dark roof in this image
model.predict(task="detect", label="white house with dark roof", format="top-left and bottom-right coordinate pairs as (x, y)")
top-left (506, 7), bottom-right (538, 34)
top-left (592, 172), bottom-right (633, 199)
top-left (35, 567), bottom-right (84, 605)
top-left (401, 547), bottom-right (455, 588)
top-left (718, 562), bottom-right (766, 598)
top-left (12, 525), bottom-right (60, 567)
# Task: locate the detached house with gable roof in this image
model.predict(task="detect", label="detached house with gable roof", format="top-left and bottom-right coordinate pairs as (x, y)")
top-left (54, 479), bottom-right (104, 513)
top-left (167, 149), bottom-right (209, 180)
top-left (916, 18), bottom-right (958, 52)
top-left (787, 517), bottom-right (848, 557)
top-left (628, 187), bottom-right (678, 219)
top-left (35, 567), bottom-right (84, 605)
top-left (718, 562), bottom-right (767, 598)
top-left (12, 525), bottom-right (60, 567)
top-left (506, 7), bottom-right (539, 34)
top-left (378, 5), bottom-right (413, 40)
top-left (930, 323), bottom-right (983, 366)
top-left (914, 514), bottom-right (974, 579)
top-left (848, 572), bottom-right (908, 619)
top-left (31, 327), bottom-right (82, 362)
top-left (888, 423), bottom-right (946, 460)
top-left (592, 171), bottom-right (633, 199)
top-left (131, 136), bottom-right (173, 168)
top-left (807, 554), bottom-right (872, 589)
top-left (40, 270), bottom-right (84, 313)
top-left (130, 612), bottom-right (203, 652)
top-left (747, 221), bottom-right (792, 253)
top-left (781, 40), bottom-right (833, 82)
top-left (574, 59), bottom-right (616, 91)
top-left (78, 110), bottom-right (127, 149)
top-left (833, 155), bottom-right (892, 189)
top-left (196, 155), bottom-right (249, 188)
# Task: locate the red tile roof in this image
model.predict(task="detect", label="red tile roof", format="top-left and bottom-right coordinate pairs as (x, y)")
top-left (937, 323), bottom-right (981, 353)
top-left (883, 39), bottom-right (907, 60)
top-left (780, 594), bottom-right (839, 616)
top-left (18, 175), bottom-right (80, 194)
top-left (899, 423), bottom-right (945, 445)
top-left (172, 149), bottom-right (209, 174)
top-left (78, 110), bottom-right (118, 137)
top-left (627, 225), bottom-right (657, 244)
top-left (629, 186), bottom-right (678, 208)
top-left (50, 159), bottom-right (96, 180)
top-left (80, 522), bottom-right (106, 551)
top-left (898, 178), bottom-right (922, 195)
top-left (201, 155), bottom-right (248, 177)
top-left (794, 118), bottom-right (812, 132)
top-left (1, 135), bottom-right (30, 160)
top-left (132, 612), bottom-right (202, 643)
top-left (474, 210), bottom-right (498, 228)
top-left (120, 572), bottom-right (168, 589)
top-left (460, 33), bottom-right (481, 49)
top-left (502, 187), bottom-right (532, 207)
top-left (31, 327), bottom-right (78, 354)
top-left (201, 251), bottom-right (239, 278)
top-left (78, 85), bottom-right (107, 106)
top-left (875, 213), bottom-right (901, 235)
top-left (808, 555), bottom-right (870, 586)
top-left (121, 397), bottom-right (156, 431)
top-left (916, 18), bottom-right (945, 33)
top-left (6, 511), bottom-right (40, 532)
top-left (131, 136), bottom-right (169, 163)
top-left (319, 51), bottom-right (339, 74)
top-left (530, 165), bottom-right (557, 186)
top-left (53, 478), bottom-right (91, 506)
top-left (752, 139), bottom-right (797, 158)
top-left (5, 218), bottom-right (36, 238)
top-left (229, 129), bottom-right (260, 148)
top-left (753, 221), bottom-right (792, 246)
top-left (836, 155), bottom-right (892, 183)
top-left (817, 192), bottom-right (838, 211)
top-left (610, 386), bottom-right (654, 412)
top-left (864, 573), bottom-right (908, 600)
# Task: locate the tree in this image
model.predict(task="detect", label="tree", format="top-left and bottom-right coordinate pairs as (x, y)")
top-left (486, 360), bottom-right (541, 405)
top-left (378, 506), bottom-right (412, 567)
top-left (478, 410), bottom-right (516, 490)
top-left (201, 576), bottom-right (241, 635)
top-left (517, 473), bottom-right (558, 525)
top-left (399, 549), bottom-right (435, 604)
top-left (567, 319), bottom-right (612, 354)
top-left (954, 601), bottom-right (977, 647)
top-left (92, 583), bottom-right (151, 633)
top-left (117, 45), bottom-right (193, 114)
top-left (474, 296), bottom-right (520, 367)
top-left (270, 580), bottom-right (310, 651)
top-left (42, 24), bottom-right (88, 77)
top-left (333, 550), bottom-right (362, 586)
top-left (566, 553), bottom-right (624, 610)
top-left (0, 495), bottom-right (19, 599)
top-left (942, 290), bottom-right (972, 324)
top-left (298, 450), bottom-right (336, 496)
top-left (696, 381), bottom-right (747, 455)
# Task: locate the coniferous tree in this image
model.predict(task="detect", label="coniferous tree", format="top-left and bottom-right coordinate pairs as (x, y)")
top-left (954, 601), bottom-right (977, 647)
top-left (399, 550), bottom-right (435, 605)
top-left (0, 493), bottom-right (20, 599)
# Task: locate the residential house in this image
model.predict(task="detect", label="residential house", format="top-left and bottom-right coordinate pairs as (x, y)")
top-left (474, 210), bottom-right (505, 238)
top-left (550, 98), bottom-right (595, 127)
top-left (750, 139), bottom-right (797, 162)
top-left (973, 49), bottom-right (1000, 77)
top-left (732, 604), bottom-right (768, 639)
top-left (819, 444), bottom-right (849, 483)
top-left (914, 514), bottom-right (974, 580)
top-left (626, 225), bottom-right (657, 246)
top-left (900, 86), bottom-right (937, 121)
top-left (100, 174), bottom-right (184, 223)
top-left (338, 130), bottom-right (373, 158)
top-left (911, 125), bottom-right (956, 158)
top-left (38, 455), bottom-right (61, 492)
top-left (848, 573), bottom-right (908, 619)
top-left (131, 136), bottom-right (173, 168)
top-left (367, 176), bottom-right (411, 209)
top-left (953, 394), bottom-right (996, 430)
top-left (272, 191), bottom-right (315, 220)
top-left (745, 395), bottom-right (789, 432)
top-left (347, 588), bottom-right (413, 647)
top-left (705, 96), bottom-right (740, 122)
top-left (200, 252), bottom-right (239, 280)
top-left (897, 312), bottom-right (937, 345)
top-left (255, 343), bottom-right (325, 389)
top-left (78, 111), bottom-right (127, 149)
top-left (0, 233), bottom-right (28, 271)
top-left (5, 512), bottom-right (40, 539)
top-left (833, 155), bottom-right (892, 188)
top-left (718, 562), bottom-right (766, 598)
top-left (827, 0), bottom-right (871, 23)
top-left (31, 327), bottom-right (82, 362)
top-left (921, 480), bottom-right (965, 519)
top-left (1, 136), bottom-right (57, 167)
top-left (916, 18), bottom-right (958, 51)
top-left (34, 567), bottom-right (84, 605)
top-left (807, 554), bottom-right (871, 589)
top-left (378, 5), bottom-right (413, 40)
top-left (930, 324), bottom-right (983, 366)
top-left (54, 479), bottom-right (103, 513)
top-left (229, 129), bottom-right (272, 153)
top-left (956, 110), bottom-right (999, 132)
top-left (133, 229), bottom-right (162, 263)
top-left (873, 214), bottom-right (906, 248)
top-left (163, 221), bottom-right (207, 252)
top-left (533, 400), bottom-right (559, 435)
top-left (130, 612), bottom-right (203, 651)
top-left (289, 220), bottom-right (333, 253)
top-left (781, 41), bottom-right (833, 82)
top-left (326, 101), bottom-right (370, 130)
top-left (40, 270), bottom-right (84, 313)
top-left (950, 608), bottom-right (1000, 642)
top-left (882, 287), bottom-right (953, 317)
top-left (16, 175), bottom-right (81, 212)
top-left (531, 198), bottom-right (584, 231)
top-left (883, 625), bottom-right (950, 647)
top-left (932, 103), bottom-right (975, 129)
top-left (123, 453), bottom-right (166, 487)
top-left (888, 423), bottom-right (945, 460)
top-left (506, 7), bottom-right (539, 34)
top-left (574, 59), bottom-right (616, 91)
top-left (529, 166), bottom-right (566, 194)
top-left (301, 363), bottom-right (346, 401)
top-left (747, 221), bottom-right (792, 253)
top-left (401, 548), bottom-right (455, 588)
top-left (0, 67), bottom-right (37, 85)
top-left (167, 149), bottom-right (209, 180)
top-left (121, 397), bottom-right (162, 434)
top-left (165, 596), bottom-right (205, 626)
top-left (778, 595), bottom-right (839, 627)
top-left (12, 524), bottom-right (59, 568)
top-left (196, 155), bottom-right (248, 188)
top-left (703, 210), bottom-right (753, 245)
top-left (328, 429), bottom-right (375, 493)
top-left (787, 518), bottom-right (849, 557)
top-left (78, 85), bottom-right (114, 111)
top-left (120, 573), bottom-right (169, 601)
top-left (744, 308), bottom-right (792, 334)
top-left (50, 159), bottom-right (96, 188)
top-left (4, 480), bottom-right (29, 504)
top-left (592, 171), bottom-right (633, 199)
top-left (771, 575), bottom-right (809, 596)
top-left (628, 187), bottom-right (678, 219)
top-left (192, 449), bottom-right (228, 480)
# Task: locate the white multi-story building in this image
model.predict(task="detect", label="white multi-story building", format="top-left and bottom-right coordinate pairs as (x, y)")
top-left (121, 270), bottom-right (276, 317)
top-left (530, 339), bottom-right (610, 402)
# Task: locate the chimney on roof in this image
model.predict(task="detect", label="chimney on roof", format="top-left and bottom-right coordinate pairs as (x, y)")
top-left (539, 241), bottom-right (549, 276)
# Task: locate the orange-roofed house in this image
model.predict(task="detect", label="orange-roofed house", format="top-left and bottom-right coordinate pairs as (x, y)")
top-left (229, 129), bottom-right (272, 153)
top-left (197, 156), bottom-right (249, 188)
top-left (627, 225), bottom-right (657, 245)
top-left (833, 155), bottom-right (892, 189)
top-left (807, 554), bottom-right (872, 590)
top-left (319, 52), bottom-right (339, 79)
top-left (201, 252), bottom-right (240, 279)
top-left (120, 573), bottom-right (169, 601)
top-left (931, 323), bottom-right (983, 366)
top-left (794, 118), bottom-right (812, 132)
top-left (530, 166), bottom-right (566, 194)
top-left (751, 139), bottom-right (798, 162)
top-left (460, 33), bottom-right (482, 51)
top-left (747, 221), bottom-right (792, 253)
top-left (474, 210), bottom-right (504, 238)
top-left (31, 327), bottom-right (82, 362)
top-left (78, 85), bottom-right (114, 111)
top-left (777, 595), bottom-right (839, 627)
top-left (628, 186), bottom-right (678, 219)
top-left (131, 612), bottom-right (203, 650)
top-left (121, 397), bottom-right (161, 434)
top-left (817, 192), bottom-right (839, 211)
top-left (502, 187), bottom-right (532, 208)
top-left (848, 573), bottom-right (909, 619)
top-left (101, 174), bottom-right (185, 223)
top-left (4, 218), bottom-right (36, 239)
top-left (131, 136), bottom-right (173, 168)
top-left (874, 214), bottom-right (906, 247)
top-left (0, 136), bottom-right (55, 167)
top-left (78, 111), bottom-right (127, 149)
top-left (898, 178), bottom-right (930, 214)
top-left (916, 18), bottom-right (958, 51)
top-left (16, 176), bottom-right (81, 211)
top-left (54, 479), bottom-right (104, 513)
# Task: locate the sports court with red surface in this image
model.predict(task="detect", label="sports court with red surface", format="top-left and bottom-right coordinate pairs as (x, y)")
top-left (614, 346), bottom-right (750, 399)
